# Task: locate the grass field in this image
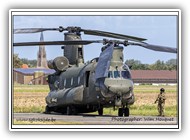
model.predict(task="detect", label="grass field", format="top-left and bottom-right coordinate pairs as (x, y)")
top-left (13, 84), bottom-right (178, 117)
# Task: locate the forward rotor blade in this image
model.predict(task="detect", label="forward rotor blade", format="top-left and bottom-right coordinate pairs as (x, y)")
top-left (14, 28), bottom-right (60, 34)
top-left (128, 42), bottom-right (177, 53)
top-left (95, 43), bottom-right (114, 80)
top-left (13, 40), bottom-right (102, 46)
top-left (82, 29), bottom-right (147, 42)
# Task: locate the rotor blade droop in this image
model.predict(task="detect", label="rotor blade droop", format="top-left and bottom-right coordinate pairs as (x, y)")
top-left (95, 43), bottom-right (114, 80)
top-left (127, 42), bottom-right (177, 53)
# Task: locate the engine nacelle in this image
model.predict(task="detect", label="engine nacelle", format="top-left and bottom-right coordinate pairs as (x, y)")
top-left (48, 56), bottom-right (69, 72)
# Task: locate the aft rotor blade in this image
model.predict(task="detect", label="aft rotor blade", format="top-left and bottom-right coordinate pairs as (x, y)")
top-left (13, 40), bottom-right (102, 46)
top-left (14, 28), bottom-right (60, 34)
top-left (82, 29), bottom-right (147, 42)
top-left (95, 43), bottom-right (114, 80)
top-left (128, 42), bottom-right (177, 53)
top-left (14, 26), bottom-right (147, 42)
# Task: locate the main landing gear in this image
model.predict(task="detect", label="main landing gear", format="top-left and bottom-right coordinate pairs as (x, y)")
top-left (118, 106), bottom-right (129, 117)
top-left (98, 107), bottom-right (103, 116)
top-left (66, 106), bottom-right (77, 115)
top-left (44, 105), bottom-right (51, 114)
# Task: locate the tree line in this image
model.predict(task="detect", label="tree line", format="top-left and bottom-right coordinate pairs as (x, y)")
top-left (125, 59), bottom-right (177, 70)
top-left (13, 54), bottom-right (37, 68)
top-left (13, 53), bottom-right (177, 70)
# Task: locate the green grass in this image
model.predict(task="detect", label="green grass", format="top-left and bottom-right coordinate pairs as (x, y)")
top-left (14, 106), bottom-right (46, 113)
top-left (129, 105), bottom-right (177, 117)
top-left (13, 105), bottom-right (177, 117)
top-left (90, 105), bottom-right (177, 117)
top-left (133, 85), bottom-right (177, 94)
top-left (13, 85), bottom-right (49, 93)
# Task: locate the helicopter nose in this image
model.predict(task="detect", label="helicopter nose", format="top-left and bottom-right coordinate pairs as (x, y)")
top-left (104, 78), bottom-right (133, 95)
top-left (98, 78), bottom-right (134, 106)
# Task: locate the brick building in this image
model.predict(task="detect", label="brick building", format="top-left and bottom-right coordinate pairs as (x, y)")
top-left (13, 68), bottom-right (55, 85)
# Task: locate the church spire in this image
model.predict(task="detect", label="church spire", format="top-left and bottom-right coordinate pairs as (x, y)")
top-left (37, 32), bottom-right (48, 68)
top-left (40, 31), bottom-right (44, 41)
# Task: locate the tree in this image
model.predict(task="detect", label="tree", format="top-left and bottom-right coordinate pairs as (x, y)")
top-left (125, 59), bottom-right (150, 70)
top-left (166, 59), bottom-right (177, 65)
top-left (13, 54), bottom-right (23, 68)
top-left (20, 58), bottom-right (37, 68)
top-left (166, 59), bottom-right (177, 70)
top-left (125, 59), bottom-right (141, 69)
top-left (148, 60), bottom-right (167, 70)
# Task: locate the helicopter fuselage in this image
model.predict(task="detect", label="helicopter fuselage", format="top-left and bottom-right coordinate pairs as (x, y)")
top-left (45, 46), bottom-right (135, 116)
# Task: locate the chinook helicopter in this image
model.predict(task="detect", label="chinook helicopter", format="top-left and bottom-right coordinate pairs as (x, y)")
top-left (13, 26), bottom-right (177, 117)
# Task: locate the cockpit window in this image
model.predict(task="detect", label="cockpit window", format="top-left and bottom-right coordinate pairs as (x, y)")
top-left (108, 70), bottom-right (131, 79)
top-left (114, 71), bottom-right (120, 78)
top-left (108, 71), bottom-right (113, 78)
top-left (121, 71), bottom-right (131, 79)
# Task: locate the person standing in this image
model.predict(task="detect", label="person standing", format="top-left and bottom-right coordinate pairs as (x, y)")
top-left (155, 88), bottom-right (166, 116)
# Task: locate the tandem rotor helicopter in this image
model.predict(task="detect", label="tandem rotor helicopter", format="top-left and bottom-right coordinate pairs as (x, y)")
top-left (13, 26), bottom-right (177, 117)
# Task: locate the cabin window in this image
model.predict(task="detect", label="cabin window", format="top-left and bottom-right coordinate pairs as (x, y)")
top-left (78, 48), bottom-right (83, 58)
top-left (78, 77), bottom-right (80, 84)
top-left (54, 80), bottom-right (59, 89)
top-left (64, 79), bottom-right (66, 87)
top-left (71, 78), bottom-right (73, 86)
top-left (85, 71), bottom-right (90, 87)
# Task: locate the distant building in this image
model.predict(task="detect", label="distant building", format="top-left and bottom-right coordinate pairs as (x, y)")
top-left (131, 70), bottom-right (177, 85)
top-left (13, 68), bottom-right (55, 85)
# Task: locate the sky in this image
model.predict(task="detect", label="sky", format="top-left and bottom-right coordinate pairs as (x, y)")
top-left (13, 14), bottom-right (177, 64)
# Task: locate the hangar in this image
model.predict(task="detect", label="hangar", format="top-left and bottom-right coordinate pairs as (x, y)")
top-left (131, 70), bottom-right (177, 85)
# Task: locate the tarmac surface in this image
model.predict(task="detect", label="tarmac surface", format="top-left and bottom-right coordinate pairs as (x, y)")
top-left (13, 113), bottom-right (177, 125)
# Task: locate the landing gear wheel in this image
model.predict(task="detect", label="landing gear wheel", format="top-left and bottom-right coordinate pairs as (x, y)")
top-left (66, 106), bottom-right (72, 115)
top-left (66, 106), bottom-right (77, 115)
top-left (118, 108), bottom-right (123, 117)
top-left (72, 107), bottom-right (77, 115)
top-left (44, 105), bottom-right (51, 114)
top-left (124, 107), bottom-right (129, 117)
top-left (98, 108), bottom-right (103, 116)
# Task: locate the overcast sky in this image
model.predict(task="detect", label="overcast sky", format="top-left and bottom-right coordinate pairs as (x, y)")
top-left (13, 14), bottom-right (177, 64)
